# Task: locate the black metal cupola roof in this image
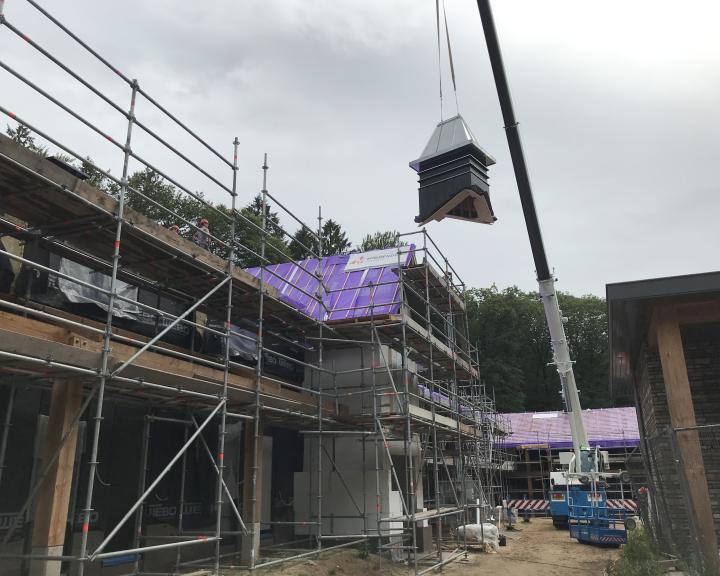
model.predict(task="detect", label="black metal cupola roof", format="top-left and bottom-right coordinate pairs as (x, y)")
top-left (410, 114), bottom-right (497, 226)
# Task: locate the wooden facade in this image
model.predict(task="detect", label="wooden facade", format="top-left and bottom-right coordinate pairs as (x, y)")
top-left (608, 275), bottom-right (720, 571)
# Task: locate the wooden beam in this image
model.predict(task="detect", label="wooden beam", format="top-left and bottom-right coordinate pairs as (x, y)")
top-left (648, 299), bottom-right (720, 350)
top-left (31, 380), bottom-right (83, 570)
top-left (0, 309), bottom-right (337, 415)
top-left (674, 300), bottom-right (720, 326)
top-left (653, 304), bottom-right (719, 570)
top-left (0, 134), bottom-right (278, 300)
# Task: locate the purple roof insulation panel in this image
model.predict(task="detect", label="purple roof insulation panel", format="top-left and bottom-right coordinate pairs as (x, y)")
top-left (245, 246), bottom-right (415, 322)
top-left (501, 407), bottom-right (640, 450)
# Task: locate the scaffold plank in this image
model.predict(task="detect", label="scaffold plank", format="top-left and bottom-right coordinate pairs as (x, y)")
top-left (0, 310), bottom-right (335, 415)
top-left (0, 135), bottom-right (297, 318)
top-left (326, 316), bottom-right (476, 380)
top-left (403, 264), bottom-right (465, 312)
top-left (381, 507), bottom-right (461, 523)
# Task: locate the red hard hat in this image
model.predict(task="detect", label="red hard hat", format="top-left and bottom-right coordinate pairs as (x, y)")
top-left (200, 218), bottom-right (209, 226)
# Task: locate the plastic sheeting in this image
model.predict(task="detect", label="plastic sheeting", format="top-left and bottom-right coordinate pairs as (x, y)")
top-left (56, 258), bottom-right (140, 319)
top-left (245, 246), bottom-right (415, 322)
top-left (457, 523), bottom-right (500, 550)
top-left (503, 407), bottom-right (640, 449)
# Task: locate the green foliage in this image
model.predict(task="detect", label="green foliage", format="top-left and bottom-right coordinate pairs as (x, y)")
top-left (80, 157), bottom-right (113, 193)
top-left (321, 219), bottom-right (351, 256)
top-left (50, 152), bottom-right (75, 165)
top-left (467, 286), bottom-right (538, 412)
top-left (246, 194), bottom-right (281, 230)
top-left (560, 292), bottom-right (609, 409)
top-left (358, 230), bottom-right (407, 251)
top-left (288, 220), bottom-right (352, 260)
top-left (119, 168), bottom-right (197, 226)
top-left (466, 285), bottom-right (611, 412)
top-left (6, 125), bottom-right (115, 197)
top-left (288, 225), bottom-right (319, 260)
top-left (607, 529), bottom-right (664, 576)
top-left (101, 167), bottom-right (290, 267)
top-left (232, 207), bottom-right (290, 267)
top-left (5, 124), bottom-right (47, 156)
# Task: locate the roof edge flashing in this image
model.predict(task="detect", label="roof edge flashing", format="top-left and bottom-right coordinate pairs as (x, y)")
top-left (410, 114), bottom-right (496, 170)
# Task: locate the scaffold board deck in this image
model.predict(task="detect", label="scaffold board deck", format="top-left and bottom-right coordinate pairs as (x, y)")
top-left (0, 309), bottom-right (337, 416)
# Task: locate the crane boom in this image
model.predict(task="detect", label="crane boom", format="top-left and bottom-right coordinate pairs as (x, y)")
top-left (474, 0), bottom-right (589, 473)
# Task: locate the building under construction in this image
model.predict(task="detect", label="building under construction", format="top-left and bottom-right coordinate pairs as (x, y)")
top-left (0, 3), bottom-right (508, 575)
top-left (500, 408), bottom-right (642, 512)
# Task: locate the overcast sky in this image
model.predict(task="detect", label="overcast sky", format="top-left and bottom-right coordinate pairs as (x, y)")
top-left (2, 0), bottom-right (718, 296)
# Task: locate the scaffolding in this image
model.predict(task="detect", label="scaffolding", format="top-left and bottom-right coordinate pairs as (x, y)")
top-left (0, 2), bottom-right (509, 574)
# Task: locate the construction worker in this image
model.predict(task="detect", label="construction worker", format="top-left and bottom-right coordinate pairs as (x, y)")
top-left (193, 218), bottom-right (211, 251)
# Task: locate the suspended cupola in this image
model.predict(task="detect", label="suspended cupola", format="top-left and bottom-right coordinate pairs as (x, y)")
top-left (409, 114), bottom-right (497, 225)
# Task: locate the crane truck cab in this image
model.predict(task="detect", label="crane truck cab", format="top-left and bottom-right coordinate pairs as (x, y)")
top-left (550, 448), bottom-right (630, 545)
top-left (549, 448), bottom-right (609, 528)
top-left (549, 471), bottom-right (576, 528)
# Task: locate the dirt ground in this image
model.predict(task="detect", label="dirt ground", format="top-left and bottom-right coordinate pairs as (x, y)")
top-left (252, 518), bottom-right (619, 576)
top-left (445, 518), bottom-right (620, 576)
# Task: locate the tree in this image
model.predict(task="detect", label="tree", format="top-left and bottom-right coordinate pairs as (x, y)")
top-left (288, 225), bottom-right (319, 260)
top-left (101, 168), bottom-right (291, 267)
top-left (321, 219), bottom-right (350, 256)
top-left (115, 168), bottom-right (187, 227)
top-left (104, 167), bottom-right (208, 239)
top-left (5, 124), bottom-right (47, 156)
top-left (80, 157), bottom-right (113, 194)
top-left (242, 194), bottom-right (288, 245)
top-left (358, 230), bottom-right (407, 251)
top-left (5, 124), bottom-right (117, 196)
top-left (287, 219), bottom-right (349, 260)
top-left (557, 293), bottom-right (610, 409)
top-left (246, 194), bottom-right (280, 229)
top-left (466, 286), bottom-right (611, 413)
top-left (467, 286), bottom-right (541, 412)
top-left (231, 206), bottom-right (290, 268)
top-left (5, 125), bottom-right (116, 196)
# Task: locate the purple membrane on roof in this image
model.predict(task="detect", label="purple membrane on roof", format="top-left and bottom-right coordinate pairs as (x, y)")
top-left (501, 407), bottom-right (640, 449)
top-left (245, 245), bottom-right (415, 322)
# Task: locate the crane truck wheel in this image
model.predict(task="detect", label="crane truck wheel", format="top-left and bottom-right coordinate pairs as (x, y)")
top-left (624, 516), bottom-right (642, 531)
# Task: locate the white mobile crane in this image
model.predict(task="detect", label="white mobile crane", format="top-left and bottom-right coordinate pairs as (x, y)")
top-left (474, 0), bottom-right (631, 544)
top-left (410, 0), bottom-right (630, 546)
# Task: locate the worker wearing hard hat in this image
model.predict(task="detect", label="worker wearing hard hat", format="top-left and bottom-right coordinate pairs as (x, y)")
top-left (193, 218), bottom-right (211, 251)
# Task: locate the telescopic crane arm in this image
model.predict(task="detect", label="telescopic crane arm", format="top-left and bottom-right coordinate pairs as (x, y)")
top-left (475, 0), bottom-right (590, 473)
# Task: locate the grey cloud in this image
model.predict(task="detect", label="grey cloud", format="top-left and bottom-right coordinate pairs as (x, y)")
top-left (1, 0), bottom-right (718, 296)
